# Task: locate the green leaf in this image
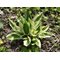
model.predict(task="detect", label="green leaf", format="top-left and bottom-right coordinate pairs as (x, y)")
top-left (38, 31), bottom-right (51, 39)
top-left (9, 19), bottom-right (20, 32)
top-left (0, 46), bottom-right (7, 52)
top-left (23, 21), bottom-right (30, 34)
top-left (20, 16), bottom-right (26, 24)
top-left (38, 26), bottom-right (49, 37)
top-left (33, 13), bottom-right (42, 21)
top-left (34, 20), bottom-right (41, 30)
top-left (57, 7), bottom-right (60, 12)
top-left (31, 45), bottom-right (40, 52)
top-left (32, 38), bottom-right (41, 48)
top-left (39, 35), bottom-right (50, 39)
top-left (42, 26), bottom-right (49, 32)
top-left (23, 36), bottom-right (31, 47)
top-left (32, 13), bottom-right (43, 31)
top-left (28, 19), bottom-right (35, 29)
top-left (6, 32), bottom-right (21, 41)
top-left (0, 21), bottom-right (3, 29)
top-left (35, 38), bottom-right (41, 48)
top-left (17, 19), bottom-right (24, 33)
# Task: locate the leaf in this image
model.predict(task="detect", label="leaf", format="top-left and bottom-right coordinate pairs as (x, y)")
top-left (23, 36), bottom-right (31, 46)
top-left (34, 20), bottom-right (41, 30)
top-left (6, 32), bottom-right (21, 41)
top-left (32, 13), bottom-right (43, 31)
top-left (28, 19), bottom-right (35, 30)
top-left (0, 21), bottom-right (3, 29)
top-left (9, 19), bottom-right (19, 32)
top-left (23, 21), bottom-right (30, 34)
top-left (39, 35), bottom-right (50, 39)
top-left (38, 26), bottom-right (49, 36)
top-left (31, 45), bottom-right (40, 52)
top-left (32, 38), bottom-right (41, 48)
top-left (38, 31), bottom-right (51, 39)
top-left (42, 26), bottom-right (49, 32)
top-left (33, 13), bottom-right (42, 21)
top-left (20, 16), bottom-right (26, 24)
top-left (57, 7), bottom-right (60, 12)
top-left (0, 46), bottom-right (7, 52)
top-left (17, 19), bottom-right (24, 33)
top-left (35, 38), bottom-right (41, 48)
